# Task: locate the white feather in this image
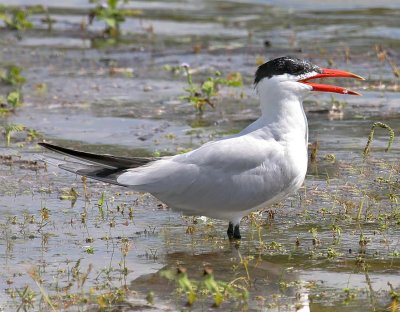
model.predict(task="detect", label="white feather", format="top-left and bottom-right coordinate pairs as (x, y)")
top-left (117, 73), bottom-right (310, 223)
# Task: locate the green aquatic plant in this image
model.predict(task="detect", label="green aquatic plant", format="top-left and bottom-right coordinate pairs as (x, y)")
top-left (3, 123), bottom-right (25, 146)
top-left (238, 252), bottom-right (254, 283)
top-left (6, 90), bottom-right (22, 108)
top-left (0, 65), bottom-right (26, 86)
top-left (0, 6), bottom-right (32, 31)
top-left (89, 0), bottom-right (126, 36)
top-left (29, 268), bottom-right (56, 312)
top-left (343, 287), bottom-right (357, 305)
top-left (84, 246), bottom-right (95, 254)
top-left (161, 266), bottom-right (196, 305)
top-left (59, 188), bottom-right (79, 205)
top-left (40, 207), bottom-right (50, 223)
top-left (0, 90), bottom-right (23, 114)
top-left (160, 265), bottom-right (249, 308)
top-left (146, 291), bottom-right (154, 305)
top-left (0, 123), bottom-right (42, 146)
top-left (120, 238), bottom-right (131, 276)
top-left (162, 64), bottom-right (184, 75)
top-left (15, 285), bottom-right (36, 311)
top-left (308, 227), bottom-right (320, 246)
top-left (98, 191), bottom-right (105, 219)
top-left (0, 67), bottom-right (25, 114)
top-left (326, 247), bottom-right (342, 259)
top-left (376, 46), bottom-right (400, 78)
top-left (96, 289), bottom-right (126, 309)
top-left (201, 267), bottom-right (248, 307)
top-left (26, 128), bottom-right (41, 142)
top-left (181, 63), bottom-right (243, 113)
top-left (89, 0), bottom-right (141, 37)
top-left (363, 122), bottom-right (395, 157)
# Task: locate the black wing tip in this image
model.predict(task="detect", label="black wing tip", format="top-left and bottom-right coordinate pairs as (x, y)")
top-left (38, 142), bottom-right (68, 154)
top-left (38, 142), bottom-right (53, 148)
top-left (37, 141), bottom-right (156, 169)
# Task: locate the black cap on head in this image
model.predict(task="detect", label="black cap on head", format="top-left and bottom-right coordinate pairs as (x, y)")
top-left (254, 56), bottom-right (322, 85)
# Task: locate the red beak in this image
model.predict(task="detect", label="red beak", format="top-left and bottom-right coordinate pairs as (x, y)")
top-left (299, 68), bottom-right (365, 96)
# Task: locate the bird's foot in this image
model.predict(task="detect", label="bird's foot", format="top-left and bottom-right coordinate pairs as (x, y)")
top-left (227, 222), bottom-right (241, 240)
top-left (227, 222), bottom-right (234, 239)
top-left (233, 224), bottom-right (241, 239)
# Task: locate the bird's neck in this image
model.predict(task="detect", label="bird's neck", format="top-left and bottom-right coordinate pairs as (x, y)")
top-left (257, 82), bottom-right (308, 144)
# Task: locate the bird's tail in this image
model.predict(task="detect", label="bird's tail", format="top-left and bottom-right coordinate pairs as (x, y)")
top-left (38, 142), bottom-right (158, 186)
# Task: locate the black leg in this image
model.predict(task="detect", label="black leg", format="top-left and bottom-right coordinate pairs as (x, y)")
top-left (227, 222), bottom-right (234, 239)
top-left (233, 224), bottom-right (241, 239)
top-left (227, 222), bottom-right (241, 240)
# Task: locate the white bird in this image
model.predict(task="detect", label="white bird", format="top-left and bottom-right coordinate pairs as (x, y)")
top-left (39, 57), bottom-right (363, 239)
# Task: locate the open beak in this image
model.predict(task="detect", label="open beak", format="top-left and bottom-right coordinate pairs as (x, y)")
top-left (299, 68), bottom-right (365, 96)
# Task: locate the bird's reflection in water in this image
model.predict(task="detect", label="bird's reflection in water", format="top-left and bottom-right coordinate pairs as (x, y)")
top-left (130, 244), bottom-right (310, 311)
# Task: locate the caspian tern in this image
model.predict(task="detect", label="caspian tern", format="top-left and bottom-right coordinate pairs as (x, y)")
top-left (39, 57), bottom-right (363, 239)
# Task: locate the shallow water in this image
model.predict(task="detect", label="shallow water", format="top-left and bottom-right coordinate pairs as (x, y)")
top-left (0, 0), bottom-right (400, 310)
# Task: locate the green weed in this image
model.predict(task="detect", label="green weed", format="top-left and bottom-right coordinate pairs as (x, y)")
top-left (98, 191), bottom-right (105, 219)
top-left (0, 6), bottom-right (32, 31)
top-left (84, 246), bottom-right (95, 254)
top-left (29, 268), bottom-right (56, 312)
top-left (59, 188), bottom-right (79, 206)
top-left (363, 122), bottom-right (395, 157)
top-left (88, 0), bottom-right (142, 37)
top-left (181, 64), bottom-right (243, 113)
top-left (2, 124), bottom-right (25, 146)
top-left (0, 90), bottom-right (23, 114)
top-left (15, 285), bottom-right (36, 312)
top-left (0, 65), bottom-right (26, 86)
top-left (160, 265), bottom-right (249, 308)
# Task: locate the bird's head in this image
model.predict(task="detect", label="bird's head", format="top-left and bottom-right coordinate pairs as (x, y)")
top-left (255, 56), bottom-right (364, 99)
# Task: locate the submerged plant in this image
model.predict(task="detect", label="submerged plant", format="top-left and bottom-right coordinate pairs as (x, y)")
top-left (181, 64), bottom-right (243, 113)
